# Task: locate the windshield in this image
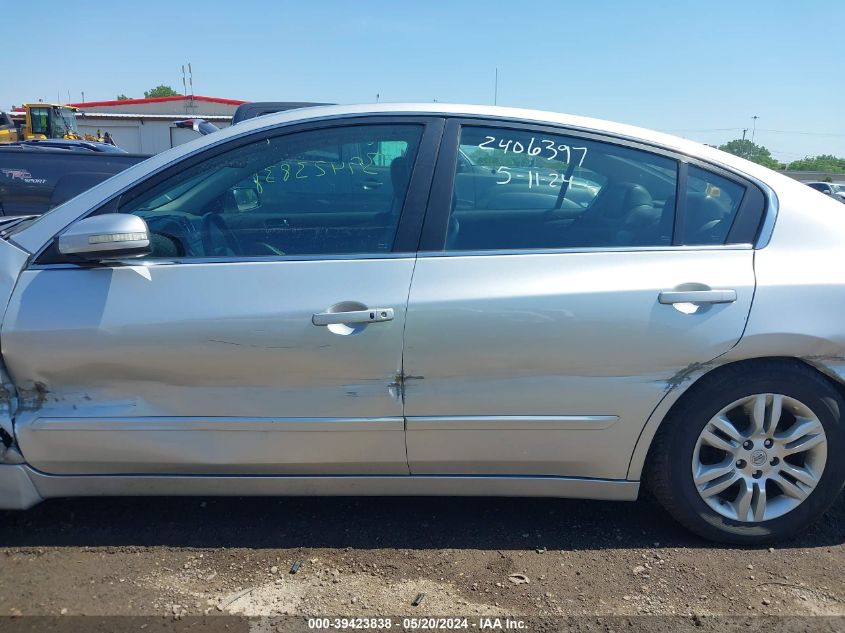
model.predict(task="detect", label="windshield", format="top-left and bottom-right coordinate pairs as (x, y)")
top-left (52, 107), bottom-right (79, 137)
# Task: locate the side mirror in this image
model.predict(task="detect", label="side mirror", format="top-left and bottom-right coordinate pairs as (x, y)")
top-left (58, 214), bottom-right (151, 261)
top-left (231, 186), bottom-right (261, 212)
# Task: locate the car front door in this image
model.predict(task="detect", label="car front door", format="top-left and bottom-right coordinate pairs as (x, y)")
top-left (403, 120), bottom-right (759, 480)
top-left (2, 117), bottom-right (442, 475)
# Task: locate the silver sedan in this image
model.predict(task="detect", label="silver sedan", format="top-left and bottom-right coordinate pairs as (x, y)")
top-left (0, 103), bottom-right (842, 544)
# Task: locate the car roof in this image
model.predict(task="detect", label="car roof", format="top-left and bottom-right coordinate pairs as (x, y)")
top-left (230, 102), bottom-right (781, 184)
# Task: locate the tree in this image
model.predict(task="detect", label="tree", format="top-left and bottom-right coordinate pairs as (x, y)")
top-left (143, 85), bottom-right (180, 98)
top-left (786, 154), bottom-right (845, 174)
top-left (116, 94), bottom-right (130, 100)
top-left (717, 139), bottom-right (781, 169)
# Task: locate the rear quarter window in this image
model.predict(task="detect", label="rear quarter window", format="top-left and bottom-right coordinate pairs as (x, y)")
top-left (683, 166), bottom-right (746, 245)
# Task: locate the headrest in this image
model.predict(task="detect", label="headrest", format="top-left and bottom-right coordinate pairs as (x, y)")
top-left (390, 156), bottom-right (411, 191)
top-left (599, 182), bottom-right (653, 219)
top-left (686, 193), bottom-right (726, 226)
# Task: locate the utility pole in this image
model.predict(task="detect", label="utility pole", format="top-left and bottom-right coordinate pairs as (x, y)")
top-left (188, 63), bottom-right (194, 102)
top-left (181, 63), bottom-right (195, 113)
top-left (751, 115), bottom-right (759, 143)
top-left (742, 128), bottom-right (748, 141)
top-left (494, 67), bottom-right (498, 105)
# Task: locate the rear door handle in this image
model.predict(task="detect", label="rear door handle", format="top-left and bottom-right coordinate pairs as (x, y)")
top-left (658, 290), bottom-right (737, 305)
top-left (312, 308), bottom-right (394, 326)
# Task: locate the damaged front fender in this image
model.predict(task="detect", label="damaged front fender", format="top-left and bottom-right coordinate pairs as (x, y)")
top-left (0, 235), bottom-right (34, 461)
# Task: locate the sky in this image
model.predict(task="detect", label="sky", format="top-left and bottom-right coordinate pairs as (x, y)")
top-left (4, 1), bottom-right (844, 162)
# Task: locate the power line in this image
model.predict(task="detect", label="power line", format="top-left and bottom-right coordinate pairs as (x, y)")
top-left (758, 128), bottom-right (845, 137)
top-left (669, 126), bottom-right (845, 138)
top-left (766, 149), bottom-right (810, 157)
top-left (668, 127), bottom-right (744, 133)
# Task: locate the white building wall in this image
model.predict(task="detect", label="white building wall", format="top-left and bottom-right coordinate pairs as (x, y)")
top-left (77, 119), bottom-right (231, 154)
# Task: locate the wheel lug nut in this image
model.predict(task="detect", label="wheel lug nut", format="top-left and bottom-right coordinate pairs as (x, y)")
top-left (743, 440), bottom-right (753, 450)
top-left (764, 439), bottom-right (773, 448)
top-left (770, 457), bottom-right (779, 466)
top-left (752, 470), bottom-right (763, 479)
top-left (736, 459), bottom-right (747, 468)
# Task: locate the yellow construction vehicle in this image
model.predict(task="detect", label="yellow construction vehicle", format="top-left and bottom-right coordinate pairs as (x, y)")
top-left (0, 104), bottom-right (104, 144)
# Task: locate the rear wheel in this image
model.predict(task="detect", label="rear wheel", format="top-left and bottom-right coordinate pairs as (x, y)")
top-left (647, 361), bottom-right (845, 544)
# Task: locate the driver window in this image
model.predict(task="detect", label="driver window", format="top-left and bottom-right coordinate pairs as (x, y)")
top-left (115, 124), bottom-right (424, 259)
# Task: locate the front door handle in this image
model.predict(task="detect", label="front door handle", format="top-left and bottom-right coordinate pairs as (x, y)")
top-left (312, 308), bottom-right (394, 326)
top-left (658, 289), bottom-right (737, 305)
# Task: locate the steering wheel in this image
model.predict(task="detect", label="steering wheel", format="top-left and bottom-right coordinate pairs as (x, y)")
top-left (200, 213), bottom-right (241, 257)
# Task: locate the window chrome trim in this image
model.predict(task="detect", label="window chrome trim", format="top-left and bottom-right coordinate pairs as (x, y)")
top-left (28, 243), bottom-right (753, 269)
top-left (416, 243), bottom-right (753, 259)
top-left (28, 251), bottom-right (417, 270)
top-left (752, 179), bottom-right (779, 249)
top-left (27, 244), bottom-right (755, 270)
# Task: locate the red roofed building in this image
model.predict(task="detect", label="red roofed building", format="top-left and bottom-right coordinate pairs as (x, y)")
top-left (69, 95), bottom-right (247, 154)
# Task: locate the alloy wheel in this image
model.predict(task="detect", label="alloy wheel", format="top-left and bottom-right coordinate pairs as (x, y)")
top-left (692, 393), bottom-right (828, 522)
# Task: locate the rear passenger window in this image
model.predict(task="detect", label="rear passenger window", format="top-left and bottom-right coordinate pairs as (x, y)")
top-left (445, 126), bottom-right (678, 251)
top-left (683, 166), bottom-right (745, 245)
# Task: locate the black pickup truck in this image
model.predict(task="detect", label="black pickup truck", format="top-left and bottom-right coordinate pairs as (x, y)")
top-left (0, 141), bottom-right (147, 216)
top-left (0, 102), bottom-right (329, 217)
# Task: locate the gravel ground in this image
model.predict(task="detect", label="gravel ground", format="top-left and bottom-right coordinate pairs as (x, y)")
top-left (0, 492), bottom-right (841, 627)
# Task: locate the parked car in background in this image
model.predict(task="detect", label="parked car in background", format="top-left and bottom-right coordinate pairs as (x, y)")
top-left (0, 103), bottom-right (842, 544)
top-left (230, 101), bottom-right (332, 125)
top-left (805, 181), bottom-right (845, 202)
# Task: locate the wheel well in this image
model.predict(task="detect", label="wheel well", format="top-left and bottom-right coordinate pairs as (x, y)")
top-left (799, 357), bottom-right (845, 404)
top-left (641, 355), bottom-right (845, 478)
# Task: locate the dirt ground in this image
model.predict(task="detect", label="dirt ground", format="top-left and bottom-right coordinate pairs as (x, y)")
top-left (0, 492), bottom-right (842, 628)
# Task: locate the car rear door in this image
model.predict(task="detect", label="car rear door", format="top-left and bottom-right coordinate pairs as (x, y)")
top-left (2, 117), bottom-right (442, 476)
top-left (402, 120), bottom-right (760, 480)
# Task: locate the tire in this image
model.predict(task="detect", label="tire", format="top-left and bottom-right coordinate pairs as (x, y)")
top-left (646, 359), bottom-right (845, 544)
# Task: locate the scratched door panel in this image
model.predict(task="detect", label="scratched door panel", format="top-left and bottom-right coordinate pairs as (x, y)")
top-left (403, 249), bottom-right (755, 479)
top-left (4, 258), bottom-right (413, 475)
